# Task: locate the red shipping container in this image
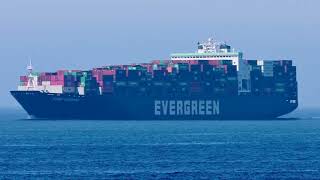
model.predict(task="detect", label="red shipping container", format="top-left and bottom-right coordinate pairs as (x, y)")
top-left (162, 60), bottom-right (170, 64)
top-left (102, 70), bottom-right (115, 75)
top-left (51, 80), bottom-right (64, 86)
top-left (50, 75), bottom-right (57, 81)
top-left (209, 60), bottom-right (220, 66)
top-left (92, 70), bottom-right (101, 81)
top-left (152, 60), bottom-right (161, 64)
top-left (39, 75), bottom-right (48, 81)
top-left (58, 81), bottom-right (64, 85)
top-left (172, 60), bottom-right (182, 64)
top-left (188, 60), bottom-right (199, 65)
top-left (57, 70), bottom-right (67, 80)
top-left (20, 76), bottom-right (28, 82)
top-left (58, 75), bottom-right (64, 81)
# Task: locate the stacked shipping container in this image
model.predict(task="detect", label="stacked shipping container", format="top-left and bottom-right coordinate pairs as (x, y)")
top-left (19, 60), bottom-right (296, 98)
top-left (248, 60), bottom-right (297, 98)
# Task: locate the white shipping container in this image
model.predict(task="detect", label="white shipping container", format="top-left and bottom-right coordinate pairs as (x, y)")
top-left (18, 84), bottom-right (63, 94)
top-left (44, 85), bottom-right (63, 94)
top-left (18, 86), bottom-right (29, 91)
top-left (257, 60), bottom-right (264, 66)
top-left (42, 81), bottom-right (51, 86)
top-left (77, 86), bottom-right (84, 95)
top-left (99, 87), bottom-right (102, 95)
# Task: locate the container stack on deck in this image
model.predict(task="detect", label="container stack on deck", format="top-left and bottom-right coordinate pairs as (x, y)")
top-left (18, 59), bottom-right (296, 98)
top-left (247, 60), bottom-right (297, 99)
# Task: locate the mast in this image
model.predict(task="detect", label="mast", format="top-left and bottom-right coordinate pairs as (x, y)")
top-left (26, 58), bottom-right (38, 90)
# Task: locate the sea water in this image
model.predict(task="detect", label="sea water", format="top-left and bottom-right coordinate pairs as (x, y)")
top-left (0, 108), bottom-right (320, 179)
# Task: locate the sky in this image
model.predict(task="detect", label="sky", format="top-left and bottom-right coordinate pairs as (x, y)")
top-left (0, 0), bottom-right (319, 108)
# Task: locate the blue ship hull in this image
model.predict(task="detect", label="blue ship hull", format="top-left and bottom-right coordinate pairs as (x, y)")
top-left (11, 91), bottom-right (298, 120)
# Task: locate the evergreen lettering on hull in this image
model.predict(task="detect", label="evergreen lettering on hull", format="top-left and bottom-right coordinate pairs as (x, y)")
top-left (154, 100), bottom-right (220, 116)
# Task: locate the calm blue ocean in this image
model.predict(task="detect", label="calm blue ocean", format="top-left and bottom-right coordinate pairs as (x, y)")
top-left (0, 108), bottom-right (320, 179)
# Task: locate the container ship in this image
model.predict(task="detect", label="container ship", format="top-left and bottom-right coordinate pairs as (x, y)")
top-left (11, 38), bottom-right (298, 120)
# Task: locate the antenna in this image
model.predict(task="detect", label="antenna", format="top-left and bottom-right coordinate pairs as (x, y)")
top-left (27, 57), bottom-right (33, 74)
top-left (26, 57), bottom-right (38, 89)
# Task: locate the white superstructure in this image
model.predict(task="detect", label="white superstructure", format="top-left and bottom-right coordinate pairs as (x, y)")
top-left (170, 37), bottom-right (251, 93)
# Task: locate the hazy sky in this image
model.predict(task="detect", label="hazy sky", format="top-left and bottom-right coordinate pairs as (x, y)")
top-left (0, 0), bottom-right (319, 108)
